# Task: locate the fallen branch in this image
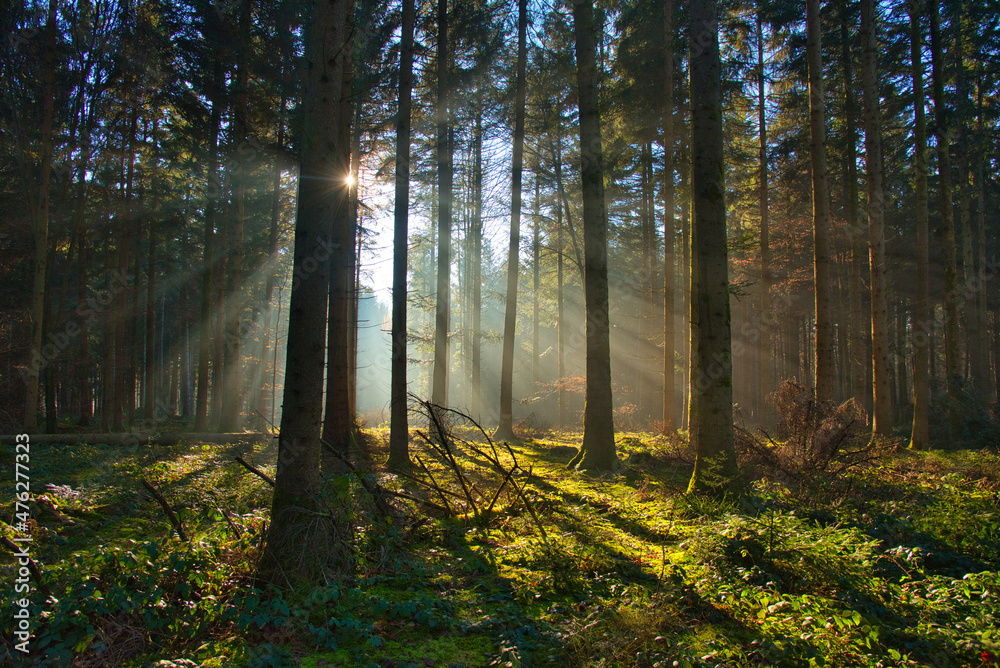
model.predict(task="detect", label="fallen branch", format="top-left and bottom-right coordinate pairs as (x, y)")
top-left (235, 456), bottom-right (275, 487)
top-left (140, 480), bottom-right (188, 542)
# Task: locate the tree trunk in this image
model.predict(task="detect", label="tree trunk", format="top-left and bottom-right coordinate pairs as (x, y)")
top-left (838, 0), bottom-right (871, 416)
top-left (145, 186), bottom-right (157, 421)
top-left (322, 0), bottom-right (357, 469)
top-left (908, 1), bottom-right (930, 449)
top-left (663, 0), bottom-right (677, 428)
top-left (472, 98), bottom-right (484, 418)
top-left (568, 0), bottom-right (615, 471)
top-left (495, 0), bottom-right (528, 442)
top-left (532, 173), bottom-right (540, 390)
top-left (976, 83), bottom-right (992, 403)
top-left (260, 0), bottom-right (350, 584)
top-left (24, 0), bottom-right (58, 432)
top-left (220, 0), bottom-right (252, 433)
top-left (431, 0), bottom-right (452, 416)
top-left (756, 12), bottom-right (770, 418)
top-left (388, 0), bottom-right (416, 470)
top-left (929, 0), bottom-right (961, 436)
top-left (686, 0), bottom-right (735, 494)
top-left (196, 61), bottom-right (223, 432)
top-left (680, 126), bottom-right (691, 430)
top-left (861, 0), bottom-right (893, 435)
top-left (806, 0), bottom-right (835, 404)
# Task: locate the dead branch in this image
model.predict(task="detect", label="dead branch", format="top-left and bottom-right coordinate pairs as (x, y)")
top-left (235, 456), bottom-right (275, 487)
top-left (140, 479), bottom-right (188, 542)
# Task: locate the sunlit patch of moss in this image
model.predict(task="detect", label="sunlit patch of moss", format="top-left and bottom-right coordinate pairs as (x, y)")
top-left (299, 634), bottom-right (491, 667)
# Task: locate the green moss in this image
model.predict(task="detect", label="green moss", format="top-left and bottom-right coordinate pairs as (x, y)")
top-left (299, 635), bottom-right (491, 667)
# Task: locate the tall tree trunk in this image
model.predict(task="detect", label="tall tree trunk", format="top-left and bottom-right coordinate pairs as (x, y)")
top-left (322, 0), bottom-right (356, 468)
top-left (495, 0), bottom-right (528, 441)
top-left (257, 114), bottom-right (285, 429)
top-left (662, 0), bottom-right (677, 428)
top-left (145, 190), bottom-right (157, 421)
top-left (472, 98), bottom-right (484, 418)
top-left (929, 0), bottom-right (961, 436)
top-left (640, 142), bottom-right (655, 421)
top-left (114, 112), bottom-right (139, 432)
top-left (557, 190), bottom-right (566, 427)
top-left (976, 79), bottom-right (992, 403)
top-left (756, 13), bottom-right (770, 418)
top-left (431, 0), bottom-right (452, 415)
top-left (348, 105), bottom-right (362, 424)
top-left (388, 0), bottom-right (416, 470)
top-left (806, 0), bottom-right (835, 404)
top-left (25, 0), bottom-right (58, 432)
top-left (686, 0), bottom-right (736, 494)
top-left (195, 62), bottom-right (223, 432)
top-left (220, 0), bottom-right (252, 433)
top-left (260, 0), bottom-right (350, 584)
top-left (568, 0), bottom-right (615, 471)
top-left (680, 126), bottom-right (690, 430)
top-left (862, 0), bottom-right (893, 435)
top-left (908, 1), bottom-right (930, 449)
top-left (532, 174), bottom-right (540, 390)
top-left (839, 0), bottom-right (870, 416)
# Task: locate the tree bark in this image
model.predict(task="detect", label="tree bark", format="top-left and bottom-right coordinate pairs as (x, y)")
top-left (929, 0), bottom-right (961, 436)
top-left (495, 0), bottom-right (528, 441)
top-left (260, 0), bottom-right (351, 584)
top-left (806, 0), bottom-right (835, 404)
top-left (568, 0), bottom-right (615, 471)
top-left (388, 0), bottom-right (416, 470)
top-left (861, 0), bottom-right (893, 435)
top-left (686, 0), bottom-right (736, 494)
top-left (908, 1), bottom-right (930, 449)
top-left (196, 61), bottom-right (224, 432)
top-left (219, 1), bottom-right (251, 433)
top-left (472, 98), bottom-right (484, 418)
top-left (322, 0), bottom-right (357, 469)
top-left (431, 0), bottom-right (452, 416)
top-left (662, 0), bottom-right (677, 428)
top-left (756, 13), bottom-right (770, 419)
top-left (24, 0), bottom-right (58, 432)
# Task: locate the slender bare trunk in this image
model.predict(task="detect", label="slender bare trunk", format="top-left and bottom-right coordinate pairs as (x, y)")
top-left (389, 0), bottom-right (416, 469)
top-left (496, 0), bottom-right (528, 441)
top-left (908, 1), bottom-right (930, 449)
top-left (24, 0), bottom-right (58, 431)
top-left (806, 0), bottom-right (835, 404)
top-left (929, 0), bottom-right (961, 435)
top-left (862, 0), bottom-right (893, 435)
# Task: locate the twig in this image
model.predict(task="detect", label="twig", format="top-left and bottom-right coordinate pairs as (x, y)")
top-left (413, 452), bottom-right (456, 516)
top-left (235, 456), bottom-right (275, 487)
top-left (421, 406), bottom-right (479, 520)
top-left (217, 505), bottom-right (242, 539)
top-left (141, 479), bottom-right (188, 542)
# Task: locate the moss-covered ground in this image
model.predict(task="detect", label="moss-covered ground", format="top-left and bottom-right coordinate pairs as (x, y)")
top-left (1, 426), bottom-right (999, 666)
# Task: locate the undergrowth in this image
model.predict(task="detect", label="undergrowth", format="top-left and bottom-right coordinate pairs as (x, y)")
top-left (1, 424), bottom-right (999, 667)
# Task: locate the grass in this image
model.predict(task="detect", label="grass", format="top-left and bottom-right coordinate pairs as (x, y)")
top-left (1, 425), bottom-right (999, 666)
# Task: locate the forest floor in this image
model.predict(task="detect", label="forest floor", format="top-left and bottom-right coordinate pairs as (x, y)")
top-left (1, 419), bottom-right (999, 667)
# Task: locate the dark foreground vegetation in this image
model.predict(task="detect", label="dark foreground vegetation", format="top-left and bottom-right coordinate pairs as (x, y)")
top-left (3, 414), bottom-right (999, 667)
